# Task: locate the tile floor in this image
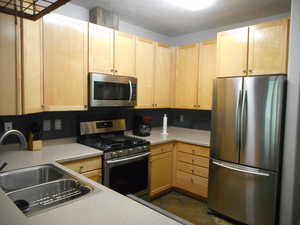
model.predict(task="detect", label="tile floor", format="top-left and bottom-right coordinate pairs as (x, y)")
top-left (148, 191), bottom-right (235, 225)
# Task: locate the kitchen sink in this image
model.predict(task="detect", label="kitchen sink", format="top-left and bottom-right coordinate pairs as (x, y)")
top-left (0, 164), bottom-right (95, 216)
top-left (0, 164), bottom-right (67, 193)
top-left (8, 179), bottom-right (91, 215)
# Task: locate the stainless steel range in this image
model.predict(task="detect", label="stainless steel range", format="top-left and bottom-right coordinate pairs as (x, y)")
top-left (78, 119), bottom-right (150, 195)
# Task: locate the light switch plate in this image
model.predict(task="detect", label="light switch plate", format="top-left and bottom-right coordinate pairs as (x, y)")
top-left (43, 120), bottom-right (51, 132)
top-left (54, 120), bottom-right (62, 130)
top-left (4, 122), bottom-right (13, 132)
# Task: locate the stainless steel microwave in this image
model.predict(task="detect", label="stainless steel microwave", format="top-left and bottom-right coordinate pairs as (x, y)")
top-left (89, 73), bottom-right (137, 107)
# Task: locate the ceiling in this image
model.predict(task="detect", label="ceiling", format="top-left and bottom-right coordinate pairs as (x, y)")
top-left (72, 0), bottom-right (291, 36)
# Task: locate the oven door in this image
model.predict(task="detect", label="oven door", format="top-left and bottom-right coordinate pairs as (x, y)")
top-left (104, 152), bottom-right (150, 195)
top-left (90, 73), bottom-right (137, 107)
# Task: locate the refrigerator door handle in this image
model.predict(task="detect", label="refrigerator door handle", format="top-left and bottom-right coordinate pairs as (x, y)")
top-left (212, 160), bottom-right (270, 177)
top-left (240, 89), bottom-right (248, 152)
top-left (236, 90), bottom-right (243, 155)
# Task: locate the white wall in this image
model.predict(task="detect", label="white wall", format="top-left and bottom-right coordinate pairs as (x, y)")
top-left (53, 3), bottom-right (171, 44)
top-left (170, 12), bottom-right (290, 46)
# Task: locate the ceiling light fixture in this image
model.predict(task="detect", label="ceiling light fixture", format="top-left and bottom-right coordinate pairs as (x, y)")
top-left (165, 0), bottom-right (216, 11)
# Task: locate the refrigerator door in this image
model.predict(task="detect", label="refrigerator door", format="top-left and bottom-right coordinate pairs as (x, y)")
top-left (211, 77), bottom-right (243, 163)
top-left (240, 75), bottom-right (286, 171)
top-left (208, 159), bottom-right (278, 225)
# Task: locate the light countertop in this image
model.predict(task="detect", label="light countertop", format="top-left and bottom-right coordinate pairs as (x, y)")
top-left (0, 138), bottom-right (183, 225)
top-left (127, 126), bottom-right (211, 147)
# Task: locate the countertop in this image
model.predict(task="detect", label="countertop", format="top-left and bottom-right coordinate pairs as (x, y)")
top-left (127, 126), bottom-right (211, 147)
top-left (0, 138), bottom-right (183, 225)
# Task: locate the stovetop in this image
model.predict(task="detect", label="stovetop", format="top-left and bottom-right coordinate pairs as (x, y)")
top-left (78, 134), bottom-right (150, 152)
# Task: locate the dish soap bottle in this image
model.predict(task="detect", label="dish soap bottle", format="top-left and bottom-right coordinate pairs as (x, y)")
top-left (161, 114), bottom-right (168, 135)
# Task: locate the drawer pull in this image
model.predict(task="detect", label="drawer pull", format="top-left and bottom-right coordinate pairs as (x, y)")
top-left (192, 159), bottom-right (194, 163)
top-left (79, 165), bottom-right (84, 173)
top-left (191, 169), bottom-right (194, 174)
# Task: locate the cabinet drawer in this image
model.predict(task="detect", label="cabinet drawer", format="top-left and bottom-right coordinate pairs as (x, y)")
top-left (175, 171), bottom-right (208, 197)
top-left (176, 142), bottom-right (210, 158)
top-left (177, 152), bottom-right (209, 168)
top-left (151, 143), bottom-right (173, 156)
top-left (82, 169), bottom-right (102, 184)
top-left (61, 157), bottom-right (102, 173)
top-left (177, 162), bottom-right (209, 178)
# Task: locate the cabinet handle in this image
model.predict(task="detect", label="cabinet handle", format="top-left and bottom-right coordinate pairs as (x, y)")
top-left (79, 165), bottom-right (84, 173)
top-left (191, 169), bottom-right (194, 174)
top-left (41, 104), bottom-right (45, 108)
top-left (249, 69), bottom-right (253, 73)
top-left (84, 105), bottom-right (88, 109)
top-left (110, 69), bottom-right (114, 72)
top-left (243, 70), bottom-right (247, 74)
top-left (115, 70), bottom-right (118, 73)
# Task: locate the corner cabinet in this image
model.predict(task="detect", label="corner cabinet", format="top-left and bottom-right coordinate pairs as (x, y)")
top-left (217, 18), bottom-right (289, 77)
top-left (175, 43), bottom-right (199, 109)
top-left (43, 14), bottom-right (88, 111)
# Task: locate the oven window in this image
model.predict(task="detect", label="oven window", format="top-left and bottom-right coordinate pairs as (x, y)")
top-left (109, 158), bottom-right (148, 195)
top-left (94, 82), bottom-right (130, 100)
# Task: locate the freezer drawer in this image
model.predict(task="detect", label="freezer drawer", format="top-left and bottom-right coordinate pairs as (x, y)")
top-left (208, 160), bottom-right (278, 225)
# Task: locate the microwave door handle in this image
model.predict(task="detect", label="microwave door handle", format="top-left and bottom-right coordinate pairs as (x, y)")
top-left (128, 80), bottom-right (133, 103)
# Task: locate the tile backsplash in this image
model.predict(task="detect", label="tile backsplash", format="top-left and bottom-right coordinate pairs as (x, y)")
top-left (0, 108), bottom-right (211, 143)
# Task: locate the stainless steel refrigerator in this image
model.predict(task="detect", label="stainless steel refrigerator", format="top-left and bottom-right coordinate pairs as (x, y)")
top-left (208, 75), bottom-right (286, 225)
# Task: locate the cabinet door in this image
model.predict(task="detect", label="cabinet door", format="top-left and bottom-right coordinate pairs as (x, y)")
top-left (22, 19), bottom-right (44, 114)
top-left (175, 43), bottom-right (199, 109)
top-left (150, 152), bottom-right (173, 197)
top-left (198, 40), bottom-right (217, 110)
top-left (248, 19), bottom-right (289, 76)
top-left (114, 31), bottom-right (136, 76)
top-left (154, 43), bottom-right (172, 108)
top-left (135, 37), bottom-right (155, 108)
top-left (43, 14), bottom-right (88, 111)
top-left (217, 27), bottom-right (248, 77)
top-left (0, 13), bottom-right (20, 116)
top-left (89, 23), bottom-right (114, 74)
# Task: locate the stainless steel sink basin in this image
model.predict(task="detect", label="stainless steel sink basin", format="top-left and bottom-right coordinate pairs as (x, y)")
top-left (0, 164), bottom-right (95, 216)
top-left (0, 164), bottom-right (66, 192)
top-left (8, 179), bottom-right (91, 215)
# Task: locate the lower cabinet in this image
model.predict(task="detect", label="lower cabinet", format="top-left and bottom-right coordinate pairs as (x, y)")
top-left (60, 156), bottom-right (103, 184)
top-left (149, 144), bottom-right (173, 197)
top-left (174, 143), bottom-right (210, 199)
top-left (149, 142), bottom-right (210, 199)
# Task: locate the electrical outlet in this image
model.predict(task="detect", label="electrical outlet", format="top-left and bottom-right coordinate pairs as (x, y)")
top-left (179, 115), bottom-right (184, 123)
top-left (4, 122), bottom-right (13, 132)
top-left (55, 119), bottom-right (62, 130)
top-left (43, 120), bottom-right (51, 132)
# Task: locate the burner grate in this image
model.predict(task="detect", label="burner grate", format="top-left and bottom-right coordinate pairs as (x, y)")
top-left (0, 0), bottom-right (70, 21)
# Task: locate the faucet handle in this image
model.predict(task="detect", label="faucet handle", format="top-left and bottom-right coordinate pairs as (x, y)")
top-left (0, 162), bottom-right (8, 172)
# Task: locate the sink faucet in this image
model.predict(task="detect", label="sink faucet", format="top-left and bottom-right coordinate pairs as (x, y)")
top-left (0, 129), bottom-right (28, 150)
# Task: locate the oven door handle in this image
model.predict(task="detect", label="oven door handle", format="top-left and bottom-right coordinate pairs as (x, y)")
top-left (106, 152), bottom-right (150, 167)
top-left (128, 80), bottom-right (133, 103)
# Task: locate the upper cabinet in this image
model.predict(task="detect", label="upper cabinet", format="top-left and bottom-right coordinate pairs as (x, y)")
top-left (114, 31), bottom-right (136, 76)
top-left (175, 43), bottom-right (199, 109)
top-left (88, 24), bottom-right (136, 76)
top-left (198, 40), bottom-right (217, 110)
top-left (0, 14), bottom-right (20, 116)
top-left (154, 43), bottom-right (172, 108)
top-left (248, 19), bottom-right (289, 76)
top-left (43, 14), bottom-right (88, 111)
top-left (135, 37), bottom-right (155, 108)
top-left (89, 23), bottom-right (114, 75)
top-left (217, 18), bottom-right (289, 77)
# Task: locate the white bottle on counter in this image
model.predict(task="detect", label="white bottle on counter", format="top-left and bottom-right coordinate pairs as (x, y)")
top-left (161, 114), bottom-right (168, 135)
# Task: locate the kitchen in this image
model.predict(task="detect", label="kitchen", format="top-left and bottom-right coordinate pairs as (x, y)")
top-left (0, 0), bottom-right (298, 225)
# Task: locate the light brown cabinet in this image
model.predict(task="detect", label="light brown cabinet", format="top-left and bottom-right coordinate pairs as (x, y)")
top-left (43, 14), bottom-right (88, 111)
top-left (114, 31), bottom-right (136, 76)
top-left (89, 23), bottom-right (114, 75)
top-left (174, 142), bottom-right (210, 198)
top-left (135, 37), bottom-right (156, 108)
top-left (149, 144), bottom-right (173, 197)
top-left (60, 156), bottom-right (102, 184)
top-left (217, 18), bottom-right (289, 77)
top-left (88, 25), bottom-right (136, 77)
top-left (175, 41), bottom-right (217, 110)
top-left (175, 43), bottom-right (199, 109)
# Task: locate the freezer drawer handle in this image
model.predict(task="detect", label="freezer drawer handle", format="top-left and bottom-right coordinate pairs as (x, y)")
top-left (212, 161), bottom-right (270, 177)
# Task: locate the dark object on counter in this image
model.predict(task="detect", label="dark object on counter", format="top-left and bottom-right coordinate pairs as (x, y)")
top-left (0, 162), bottom-right (8, 172)
top-left (14, 200), bottom-right (30, 213)
top-left (133, 116), bottom-right (152, 137)
top-left (28, 122), bottom-right (43, 151)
